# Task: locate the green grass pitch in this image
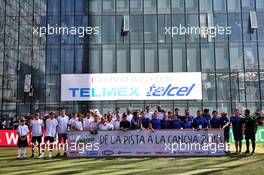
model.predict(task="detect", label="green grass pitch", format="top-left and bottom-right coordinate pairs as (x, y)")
top-left (0, 144), bottom-right (264, 175)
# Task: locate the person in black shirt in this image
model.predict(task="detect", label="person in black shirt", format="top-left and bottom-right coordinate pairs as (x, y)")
top-left (174, 108), bottom-right (181, 120)
top-left (120, 114), bottom-right (131, 131)
top-left (131, 111), bottom-right (140, 129)
top-left (244, 109), bottom-right (257, 155)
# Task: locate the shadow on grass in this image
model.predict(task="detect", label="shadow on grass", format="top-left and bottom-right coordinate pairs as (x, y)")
top-left (198, 158), bottom-right (264, 175)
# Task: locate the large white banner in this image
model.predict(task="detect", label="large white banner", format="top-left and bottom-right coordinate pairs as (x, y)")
top-left (67, 130), bottom-right (225, 157)
top-left (61, 73), bottom-right (202, 101)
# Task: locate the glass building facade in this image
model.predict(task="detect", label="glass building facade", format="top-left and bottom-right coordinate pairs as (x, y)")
top-left (0, 0), bottom-right (264, 117)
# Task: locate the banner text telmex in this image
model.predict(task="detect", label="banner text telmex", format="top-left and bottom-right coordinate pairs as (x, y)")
top-left (61, 73), bottom-right (202, 101)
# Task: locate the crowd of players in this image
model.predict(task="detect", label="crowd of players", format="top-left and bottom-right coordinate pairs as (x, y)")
top-left (16, 105), bottom-right (258, 159)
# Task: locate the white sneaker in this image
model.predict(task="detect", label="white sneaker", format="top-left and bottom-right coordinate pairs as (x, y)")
top-left (38, 154), bottom-right (44, 159)
top-left (48, 153), bottom-right (52, 158)
top-left (16, 156), bottom-right (20, 159)
top-left (23, 155), bottom-right (27, 158)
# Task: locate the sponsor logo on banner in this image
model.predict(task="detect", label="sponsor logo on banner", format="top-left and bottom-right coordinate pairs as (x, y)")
top-left (69, 151), bottom-right (79, 154)
top-left (102, 150), bottom-right (114, 156)
top-left (155, 152), bottom-right (170, 155)
top-left (85, 150), bottom-right (98, 156)
top-left (61, 73), bottom-right (202, 101)
top-left (117, 151), bottom-right (132, 155)
top-left (136, 152), bottom-right (152, 155)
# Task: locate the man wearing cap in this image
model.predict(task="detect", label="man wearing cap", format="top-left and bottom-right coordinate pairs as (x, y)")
top-left (120, 114), bottom-right (131, 131)
top-left (39, 111), bottom-right (58, 158)
top-left (244, 109), bottom-right (257, 155)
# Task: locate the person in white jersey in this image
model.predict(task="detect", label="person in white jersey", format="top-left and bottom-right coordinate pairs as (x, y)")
top-left (145, 106), bottom-right (153, 119)
top-left (30, 112), bottom-right (44, 158)
top-left (112, 114), bottom-right (121, 130)
top-left (126, 106), bottom-right (133, 122)
top-left (39, 111), bottom-right (58, 159)
top-left (69, 112), bottom-right (78, 129)
top-left (56, 108), bottom-right (69, 157)
top-left (99, 116), bottom-right (113, 131)
top-left (72, 114), bottom-right (84, 131)
top-left (83, 110), bottom-right (94, 130)
top-left (17, 117), bottom-right (29, 159)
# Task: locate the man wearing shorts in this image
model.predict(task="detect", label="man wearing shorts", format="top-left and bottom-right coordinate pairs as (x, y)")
top-left (30, 112), bottom-right (44, 157)
top-left (39, 111), bottom-right (58, 158)
top-left (230, 109), bottom-right (244, 154)
top-left (56, 108), bottom-right (69, 157)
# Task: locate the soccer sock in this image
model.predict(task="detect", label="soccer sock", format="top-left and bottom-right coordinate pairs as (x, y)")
top-left (239, 141), bottom-right (242, 152)
top-left (252, 140), bottom-right (256, 152)
top-left (17, 148), bottom-right (21, 157)
top-left (246, 140), bottom-right (250, 151)
top-left (235, 141), bottom-right (238, 152)
top-left (23, 147), bottom-right (27, 156)
top-left (49, 151), bottom-right (52, 157)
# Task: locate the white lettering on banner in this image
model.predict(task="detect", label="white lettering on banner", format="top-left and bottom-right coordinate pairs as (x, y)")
top-left (6, 132), bottom-right (18, 145)
top-left (67, 130), bottom-right (226, 157)
top-left (61, 73), bottom-right (202, 101)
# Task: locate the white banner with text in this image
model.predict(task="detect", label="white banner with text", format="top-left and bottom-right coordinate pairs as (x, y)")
top-left (67, 130), bottom-right (226, 157)
top-left (61, 73), bottom-right (202, 101)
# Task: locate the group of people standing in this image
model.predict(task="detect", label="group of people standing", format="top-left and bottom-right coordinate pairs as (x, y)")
top-left (16, 105), bottom-right (258, 159)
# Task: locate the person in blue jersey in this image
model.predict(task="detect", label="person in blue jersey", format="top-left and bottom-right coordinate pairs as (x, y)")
top-left (219, 112), bottom-right (230, 154)
top-left (161, 112), bottom-right (170, 129)
top-left (181, 116), bottom-right (192, 129)
top-left (139, 111), bottom-right (150, 130)
top-left (192, 110), bottom-right (208, 130)
top-left (168, 111), bottom-right (174, 120)
top-left (210, 111), bottom-right (220, 128)
top-left (170, 115), bottom-right (182, 129)
top-left (174, 108), bottom-right (181, 119)
top-left (149, 111), bottom-right (161, 131)
top-left (230, 109), bottom-right (244, 154)
top-left (182, 109), bottom-right (194, 122)
top-left (202, 108), bottom-right (211, 122)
